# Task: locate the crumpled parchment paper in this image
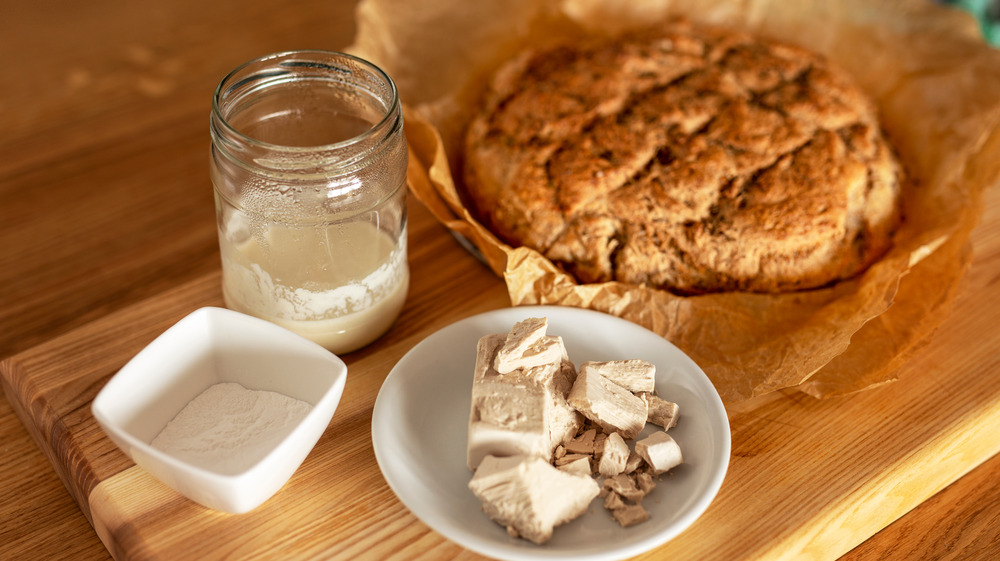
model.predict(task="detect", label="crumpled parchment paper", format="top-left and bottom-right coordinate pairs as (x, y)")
top-left (350, 0), bottom-right (1000, 403)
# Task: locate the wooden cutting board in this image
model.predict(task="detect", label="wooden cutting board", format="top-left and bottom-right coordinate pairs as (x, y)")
top-left (3, 194), bottom-right (1000, 560)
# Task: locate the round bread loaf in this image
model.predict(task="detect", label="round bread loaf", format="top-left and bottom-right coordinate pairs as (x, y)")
top-left (462, 21), bottom-right (903, 294)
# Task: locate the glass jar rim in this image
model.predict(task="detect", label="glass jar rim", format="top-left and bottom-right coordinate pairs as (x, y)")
top-left (211, 49), bottom-right (401, 153)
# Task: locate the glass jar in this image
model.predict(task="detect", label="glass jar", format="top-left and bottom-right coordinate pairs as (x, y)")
top-left (210, 50), bottom-right (408, 354)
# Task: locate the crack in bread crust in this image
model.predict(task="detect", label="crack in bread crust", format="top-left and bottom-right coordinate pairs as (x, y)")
top-left (463, 20), bottom-right (903, 294)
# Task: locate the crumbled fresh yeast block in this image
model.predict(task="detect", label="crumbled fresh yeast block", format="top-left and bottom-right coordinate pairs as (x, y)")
top-left (635, 431), bottom-right (683, 474)
top-left (568, 366), bottom-right (647, 439)
top-left (496, 335), bottom-right (568, 374)
top-left (623, 450), bottom-right (644, 474)
top-left (564, 428), bottom-right (597, 455)
top-left (468, 455), bottom-right (600, 544)
top-left (467, 334), bottom-right (582, 470)
top-left (603, 491), bottom-right (626, 510)
top-left (556, 456), bottom-right (592, 476)
top-left (598, 432), bottom-right (630, 477)
top-left (603, 473), bottom-right (645, 502)
top-left (493, 317), bottom-right (548, 373)
top-left (611, 503), bottom-right (649, 528)
top-left (465, 317), bottom-right (687, 540)
top-left (641, 393), bottom-right (680, 430)
top-left (580, 360), bottom-right (656, 393)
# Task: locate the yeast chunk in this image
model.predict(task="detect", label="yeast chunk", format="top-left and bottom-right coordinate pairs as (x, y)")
top-left (580, 360), bottom-right (656, 393)
top-left (467, 333), bottom-right (582, 470)
top-left (635, 431), bottom-right (683, 474)
top-left (598, 432), bottom-right (630, 477)
top-left (568, 367), bottom-right (647, 439)
top-left (494, 317), bottom-right (549, 374)
top-left (641, 393), bottom-right (680, 430)
top-left (611, 503), bottom-right (649, 528)
top-left (469, 455), bottom-right (600, 544)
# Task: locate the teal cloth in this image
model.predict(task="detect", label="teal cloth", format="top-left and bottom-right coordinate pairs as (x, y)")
top-left (942, 0), bottom-right (1000, 45)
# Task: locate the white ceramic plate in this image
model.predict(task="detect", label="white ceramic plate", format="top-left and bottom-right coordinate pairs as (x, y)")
top-left (372, 306), bottom-right (730, 561)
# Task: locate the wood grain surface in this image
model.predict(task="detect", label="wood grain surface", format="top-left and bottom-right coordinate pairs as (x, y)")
top-left (4, 193), bottom-right (1000, 561)
top-left (2, 1), bottom-right (999, 560)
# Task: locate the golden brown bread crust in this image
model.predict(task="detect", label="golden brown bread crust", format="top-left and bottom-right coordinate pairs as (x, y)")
top-left (462, 21), bottom-right (903, 294)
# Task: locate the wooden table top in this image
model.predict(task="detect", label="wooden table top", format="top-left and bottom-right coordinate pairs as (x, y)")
top-left (2, 1), bottom-right (998, 560)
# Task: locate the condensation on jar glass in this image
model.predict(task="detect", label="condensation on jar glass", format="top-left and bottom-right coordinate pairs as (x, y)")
top-left (210, 50), bottom-right (409, 354)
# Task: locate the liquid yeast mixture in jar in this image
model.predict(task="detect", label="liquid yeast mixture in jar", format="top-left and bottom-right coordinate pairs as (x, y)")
top-left (211, 51), bottom-right (408, 354)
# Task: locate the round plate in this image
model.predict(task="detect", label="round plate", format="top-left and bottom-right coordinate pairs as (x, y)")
top-left (372, 306), bottom-right (730, 561)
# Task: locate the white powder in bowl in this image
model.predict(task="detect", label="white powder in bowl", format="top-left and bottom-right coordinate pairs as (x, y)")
top-left (150, 382), bottom-right (312, 475)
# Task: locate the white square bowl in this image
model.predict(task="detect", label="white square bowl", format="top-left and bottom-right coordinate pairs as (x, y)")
top-left (92, 306), bottom-right (347, 514)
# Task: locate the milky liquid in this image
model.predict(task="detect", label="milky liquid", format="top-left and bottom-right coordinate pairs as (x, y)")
top-left (219, 216), bottom-right (408, 354)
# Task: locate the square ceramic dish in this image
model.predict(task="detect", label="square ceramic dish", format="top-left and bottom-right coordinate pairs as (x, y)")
top-left (92, 306), bottom-right (347, 514)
